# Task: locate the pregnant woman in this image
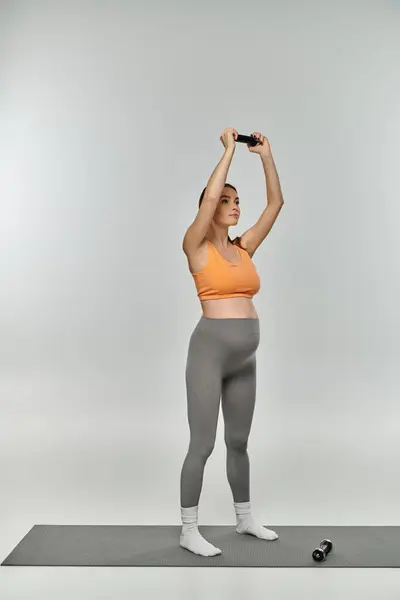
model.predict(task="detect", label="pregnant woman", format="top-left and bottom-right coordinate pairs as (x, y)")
top-left (180, 127), bottom-right (285, 556)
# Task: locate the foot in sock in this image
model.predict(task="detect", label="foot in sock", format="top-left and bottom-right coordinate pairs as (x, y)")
top-left (234, 500), bottom-right (278, 541)
top-left (180, 505), bottom-right (221, 557)
top-left (180, 529), bottom-right (221, 557)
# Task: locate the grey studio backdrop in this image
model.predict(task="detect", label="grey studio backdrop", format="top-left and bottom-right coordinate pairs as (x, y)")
top-left (1, 0), bottom-right (400, 564)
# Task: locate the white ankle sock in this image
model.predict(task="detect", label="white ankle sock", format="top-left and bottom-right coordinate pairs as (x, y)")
top-left (233, 500), bottom-right (278, 541)
top-left (180, 505), bottom-right (221, 556)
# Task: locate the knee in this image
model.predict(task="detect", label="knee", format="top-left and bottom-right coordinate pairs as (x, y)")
top-left (189, 440), bottom-right (215, 460)
top-left (225, 435), bottom-right (248, 453)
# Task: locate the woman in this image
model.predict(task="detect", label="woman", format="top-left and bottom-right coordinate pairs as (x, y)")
top-left (180, 127), bottom-right (284, 557)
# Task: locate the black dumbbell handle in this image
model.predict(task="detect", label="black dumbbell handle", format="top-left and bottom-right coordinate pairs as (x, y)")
top-left (236, 134), bottom-right (260, 147)
top-left (320, 539), bottom-right (333, 553)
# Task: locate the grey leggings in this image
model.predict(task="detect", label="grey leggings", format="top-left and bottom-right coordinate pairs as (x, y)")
top-left (180, 316), bottom-right (260, 508)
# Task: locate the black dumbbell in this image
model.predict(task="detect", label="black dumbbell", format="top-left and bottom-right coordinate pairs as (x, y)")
top-left (236, 134), bottom-right (260, 147)
top-left (312, 539), bottom-right (333, 562)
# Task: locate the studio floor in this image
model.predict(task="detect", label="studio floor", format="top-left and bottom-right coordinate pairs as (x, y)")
top-left (2, 565), bottom-right (400, 599)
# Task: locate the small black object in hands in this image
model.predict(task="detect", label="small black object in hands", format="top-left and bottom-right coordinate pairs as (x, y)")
top-left (312, 539), bottom-right (333, 562)
top-left (236, 134), bottom-right (260, 147)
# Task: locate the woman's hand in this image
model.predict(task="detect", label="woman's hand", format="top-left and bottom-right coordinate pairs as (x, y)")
top-left (220, 127), bottom-right (238, 151)
top-left (247, 131), bottom-right (271, 156)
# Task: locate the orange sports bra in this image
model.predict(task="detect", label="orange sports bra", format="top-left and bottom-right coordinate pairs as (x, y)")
top-left (190, 239), bottom-right (261, 301)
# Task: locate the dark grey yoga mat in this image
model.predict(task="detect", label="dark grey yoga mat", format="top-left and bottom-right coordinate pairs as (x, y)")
top-left (2, 525), bottom-right (400, 567)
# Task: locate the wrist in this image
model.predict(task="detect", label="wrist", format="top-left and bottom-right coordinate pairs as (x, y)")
top-left (225, 146), bottom-right (235, 155)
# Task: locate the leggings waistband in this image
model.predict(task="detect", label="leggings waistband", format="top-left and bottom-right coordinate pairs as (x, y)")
top-left (200, 316), bottom-right (259, 321)
top-left (196, 315), bottom-right (260, 337)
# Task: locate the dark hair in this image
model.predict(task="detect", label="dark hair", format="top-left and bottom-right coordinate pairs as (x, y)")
top-left (198, 183), bottom-right (238, 245)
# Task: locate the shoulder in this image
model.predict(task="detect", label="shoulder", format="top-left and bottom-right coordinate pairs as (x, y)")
top-left (232, 236), bottom-right (253, 257)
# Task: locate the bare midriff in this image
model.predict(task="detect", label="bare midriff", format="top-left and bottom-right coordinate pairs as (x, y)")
top-left (200, 297), bottom-right (259, 319)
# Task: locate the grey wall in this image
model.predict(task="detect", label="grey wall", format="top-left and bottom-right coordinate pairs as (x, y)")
top-left (1, 0), bottom-right (400, 572)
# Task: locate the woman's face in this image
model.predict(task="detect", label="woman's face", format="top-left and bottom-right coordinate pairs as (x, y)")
top-left (213, 187), bottom-right (240, 226)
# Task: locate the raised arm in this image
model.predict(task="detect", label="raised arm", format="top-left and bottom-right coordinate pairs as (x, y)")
top-left (239, 152), bottom-right (284, 257)
top-left (183, 137), bottom-right (236, 255)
